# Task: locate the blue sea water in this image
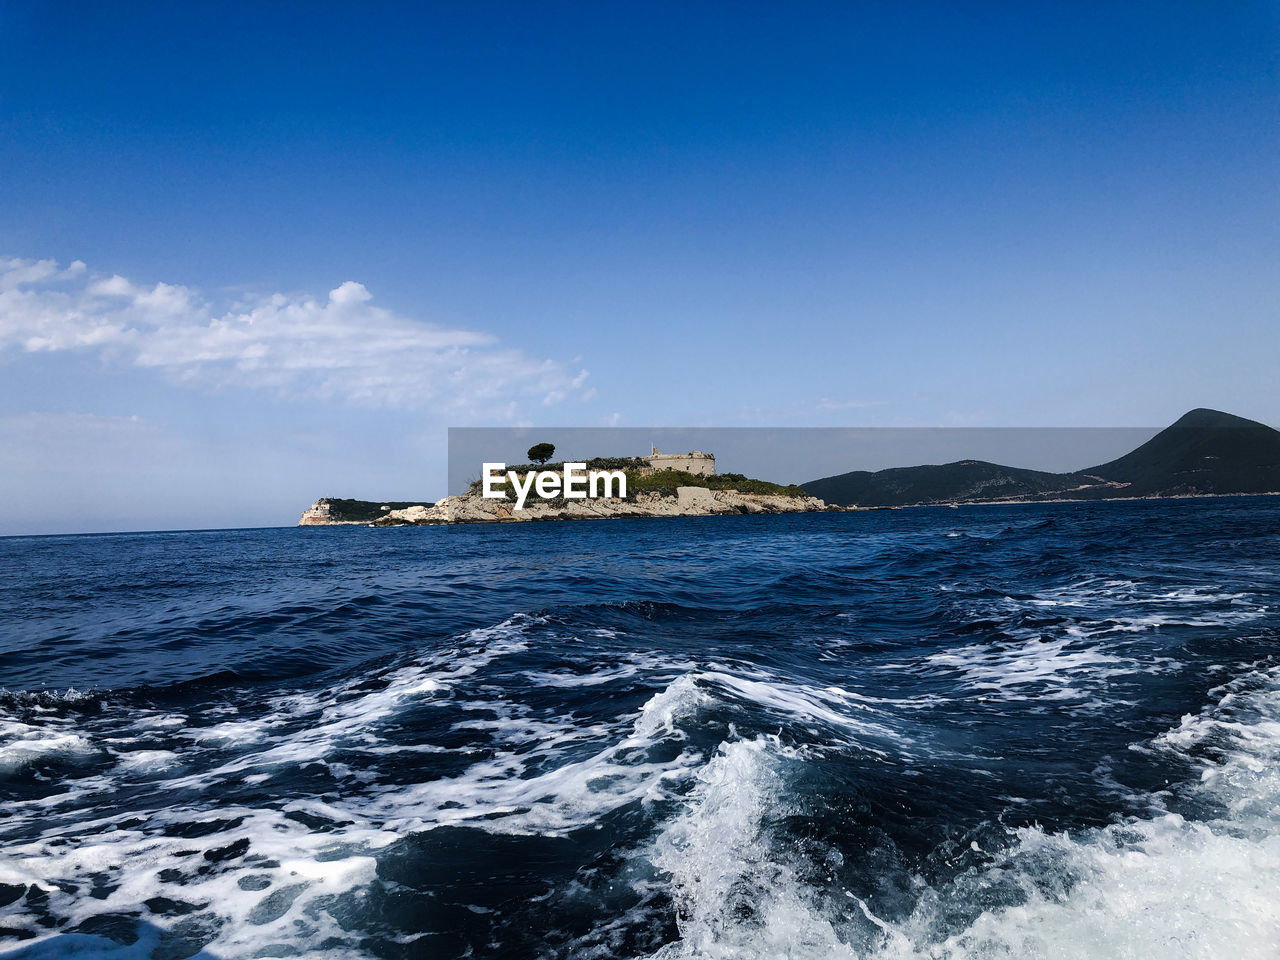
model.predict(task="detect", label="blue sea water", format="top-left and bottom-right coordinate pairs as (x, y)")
top-left (1, 499), bottom-right (1279, 959)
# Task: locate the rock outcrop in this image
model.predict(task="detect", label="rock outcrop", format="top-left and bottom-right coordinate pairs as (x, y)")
top-left (368, 486), bottom-right (836, 525)
top-left (299, 501), bottom-right (364, 525)
top-left (299, 497), bottom-right (435, 525)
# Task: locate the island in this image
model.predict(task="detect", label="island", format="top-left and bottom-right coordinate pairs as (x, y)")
top-left (299, 409), bottom-right (1280, 526)
top-left (298, 449), bottom-right (835, 525)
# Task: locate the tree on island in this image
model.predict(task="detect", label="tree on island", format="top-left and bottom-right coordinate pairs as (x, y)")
top-left (527, 442), bottom-right (555, 464)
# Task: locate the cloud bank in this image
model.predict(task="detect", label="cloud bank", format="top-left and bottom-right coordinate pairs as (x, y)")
top-left (0, 257), bottom-right (590, 415)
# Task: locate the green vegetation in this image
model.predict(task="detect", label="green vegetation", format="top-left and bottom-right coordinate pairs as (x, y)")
top-left (319, 498), bottom-right (430, 522)
top-left (801, 408), bottom-right (1280, 507)
top-left (1084, 408), bottom-right (1280, 496)
top-left (527, 442), bottom-right (556, 464)
top-left (627, 470), bottom-right (806, 499)
top-left (465, 461), bottom-right (805, 502)
top-left (801, 461), bottom-right (1095, 508)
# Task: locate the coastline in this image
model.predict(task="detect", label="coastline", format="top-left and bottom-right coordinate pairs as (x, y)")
top-left (878, 489), bottom-right (1280, 510)
top-left (299, 487), bottom-right (838, 526)
top-left (297, 490), bottom-right (1280, 527)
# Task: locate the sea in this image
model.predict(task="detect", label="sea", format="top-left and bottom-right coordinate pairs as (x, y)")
top-left (1, 498), bottom-right (1278, 959)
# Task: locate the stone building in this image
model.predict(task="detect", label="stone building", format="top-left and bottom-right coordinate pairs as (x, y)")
top-left (643, 447), bottom-right (716, 477)
top-left (298, 499), bottom-right (333, 524)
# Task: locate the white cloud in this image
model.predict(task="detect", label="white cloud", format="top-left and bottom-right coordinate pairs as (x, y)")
top-left (0, 257), bottom-right (590, 415)
top-left (0, 257), bottom-right (85, 291)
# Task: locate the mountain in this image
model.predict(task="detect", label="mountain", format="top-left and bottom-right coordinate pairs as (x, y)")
top-left (801, 461), bottom-right (1118, 509)
top-left (1085, 408), bottom-right (1280, 496)
top-left (801, 409), bottom-right (1280, 508)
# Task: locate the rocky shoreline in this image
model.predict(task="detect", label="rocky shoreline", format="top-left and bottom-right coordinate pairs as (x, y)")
top-left (298, 487), bottom-right (838, 526)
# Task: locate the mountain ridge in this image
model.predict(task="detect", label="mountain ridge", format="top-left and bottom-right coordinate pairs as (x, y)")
top-left (802, 409), bottom-right (1280, 508)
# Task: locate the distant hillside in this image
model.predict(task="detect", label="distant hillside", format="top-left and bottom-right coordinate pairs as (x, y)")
top-left (801, 461), bottom-right (1119, 508)
top-left (1085, 409), bottom-right (1280, 496)
top-left (802, 408), bottom-right (1280, 507)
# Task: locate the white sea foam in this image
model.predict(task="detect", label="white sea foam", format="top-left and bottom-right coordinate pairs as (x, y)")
top-left (700, 671), bottom-right (907, 754)
top-left (636, 663), bottom-right (1280, 960)
top-left (7, 605), bottom-right (1280, 959)
top-left (882, 576), bottom-right (1270, 707)
top-left (0, 802), bottom-right (386, 958)
top-left (1015, 578), bottom-right (1266, 630)
top-left (113, 749), bottom-right (180, 774)
top-left (917, 636), bottom-right (1132, 700)
top-left (0, 616), bottom-right (551, 956)
top-left (646, 736), bottom-right (860, 960)
top-left (877, 663), bottom-right (1280, 959)
top-left (0, 720), bottom-right (97, 776)
top-left (370, 670), bottom-right (708, 835)
top-left (0, 621), bottom-right (712, 956)
top-left (1148, 662), bottom-right (1280, 826)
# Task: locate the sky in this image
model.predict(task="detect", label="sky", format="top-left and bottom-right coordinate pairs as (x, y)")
top-left (1, 2), bottom-right (1277, 533)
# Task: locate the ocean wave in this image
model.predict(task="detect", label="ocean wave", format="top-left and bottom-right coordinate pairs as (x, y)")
top-left (644, 736), bottom-right (859, 960)
top-left (0, 621), bottom-right (713, 956)
top-left (0, 722), bottom-right (99, 778)
top-left (631, 662), bottom-right (1280, 960)
top-left (4, 504), bottom-right (1280, 958)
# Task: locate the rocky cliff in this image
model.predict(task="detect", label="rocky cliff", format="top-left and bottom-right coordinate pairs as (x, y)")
top-left (298, 498), bottom-right (435, 525)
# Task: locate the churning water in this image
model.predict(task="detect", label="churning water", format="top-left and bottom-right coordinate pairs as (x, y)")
top-left (2, 499), bottom-right (1279, 958)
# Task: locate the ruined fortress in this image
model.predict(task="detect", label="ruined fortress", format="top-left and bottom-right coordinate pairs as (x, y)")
top-left (639, 447), bottom-right (716, 477)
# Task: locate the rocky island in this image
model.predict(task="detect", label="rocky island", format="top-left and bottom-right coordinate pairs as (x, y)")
top-left (299, 449), bottom-right (836, 526)
top-left (300, 409), bottom-right (1280, 526)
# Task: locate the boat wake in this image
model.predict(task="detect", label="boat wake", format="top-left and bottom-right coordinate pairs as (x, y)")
top-left (3, 503), bottom-right (1279, 958)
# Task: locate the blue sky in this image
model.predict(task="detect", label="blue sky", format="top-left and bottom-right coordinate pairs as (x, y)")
top-left (1, 2), bottom-right (1277, 533)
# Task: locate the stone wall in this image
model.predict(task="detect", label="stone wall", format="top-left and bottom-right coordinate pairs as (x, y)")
top-left (642, 449), bottom-right (716, 477)
top-left (298, 500), bottom-right (332, 525)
